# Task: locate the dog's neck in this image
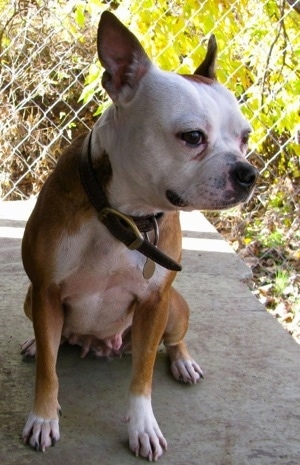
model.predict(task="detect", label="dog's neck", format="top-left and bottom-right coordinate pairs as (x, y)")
top-left (79, 131), bottom-right (182, 273)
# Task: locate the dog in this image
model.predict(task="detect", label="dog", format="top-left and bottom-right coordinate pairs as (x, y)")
top-left (21, 11), bottom-right (257, 461)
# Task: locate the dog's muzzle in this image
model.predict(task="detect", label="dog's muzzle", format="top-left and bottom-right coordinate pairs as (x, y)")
top-left (166, 158), bottom-right (258, 210)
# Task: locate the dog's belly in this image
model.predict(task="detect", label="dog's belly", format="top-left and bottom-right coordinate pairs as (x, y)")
top-left (62, 268), bottom-right (144, 331)
top-left (62, 291), bottom-right (134, 357)
top-left (62, 286), bottom-right (135, 340)
top-left (60, 265), bottom-right (150, 356)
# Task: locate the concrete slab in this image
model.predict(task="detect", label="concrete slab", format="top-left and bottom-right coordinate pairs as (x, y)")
top-left (0, 201), bottom-right (299, 465)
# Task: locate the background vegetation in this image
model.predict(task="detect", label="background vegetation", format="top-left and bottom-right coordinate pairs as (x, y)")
top-left (0, 0), bottom-right (299, 340)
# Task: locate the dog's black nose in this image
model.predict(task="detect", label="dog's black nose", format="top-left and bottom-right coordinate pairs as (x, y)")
top-left (230, 161), bottom-right (258, 189)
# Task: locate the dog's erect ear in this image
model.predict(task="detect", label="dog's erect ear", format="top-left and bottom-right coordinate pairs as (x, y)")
top-left (194, 35), bottom-right (217, 80)
top-left (97, 11), bottom-right (151, 102)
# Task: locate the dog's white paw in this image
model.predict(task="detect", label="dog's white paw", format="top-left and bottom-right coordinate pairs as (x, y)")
top-left (171, 358), bottom-right (204, 384)
top-left (127, 395), bottom-right (167, 461)
top-left (22, 412), bottom-right (60, 452)
top-left (21, 337), bottom-right (36, 357)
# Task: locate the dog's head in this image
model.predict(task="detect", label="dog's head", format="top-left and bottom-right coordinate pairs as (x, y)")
top-left (95, 12), bottom-right (258, 214)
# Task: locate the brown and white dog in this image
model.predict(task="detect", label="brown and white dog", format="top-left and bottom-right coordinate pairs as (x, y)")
top-left (21, 11), bottom-right (257, 461)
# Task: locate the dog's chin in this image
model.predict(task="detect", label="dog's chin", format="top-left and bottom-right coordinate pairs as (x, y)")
top-left (201, 191), bottom-right (255, 211)
top-left (166, 188), bottom-right (255, 211)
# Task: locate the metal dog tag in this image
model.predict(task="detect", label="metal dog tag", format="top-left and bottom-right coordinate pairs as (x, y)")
top-left (143, 258), bottom-right (156, 279)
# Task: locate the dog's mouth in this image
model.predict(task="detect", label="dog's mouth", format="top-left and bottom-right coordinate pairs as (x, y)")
top-left (166, 189), bottom-right (189, 208)
top-left (166, 186), bottom-right (256, 211)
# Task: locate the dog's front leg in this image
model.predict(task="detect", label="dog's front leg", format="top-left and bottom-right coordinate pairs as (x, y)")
top-left (22, 285), bottom-right (63, 452)
top-left (164, 286), bottom-right (203, 384)
top-left (127, 293), bottom-right (169, 461)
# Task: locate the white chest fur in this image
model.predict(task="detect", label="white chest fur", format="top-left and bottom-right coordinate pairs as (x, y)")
top-left (54, 216), bottom-right (168, 340)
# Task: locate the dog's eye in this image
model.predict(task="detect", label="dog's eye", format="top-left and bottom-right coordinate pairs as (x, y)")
top-left (179, 130), bottom-right (206, 147)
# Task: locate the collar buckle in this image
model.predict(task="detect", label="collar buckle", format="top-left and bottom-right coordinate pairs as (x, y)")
top-left (98, 207), bottom-right (144, 250)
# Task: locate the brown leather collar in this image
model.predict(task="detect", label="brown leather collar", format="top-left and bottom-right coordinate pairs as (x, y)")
top-left (79, 131), bottom-right (182, 273)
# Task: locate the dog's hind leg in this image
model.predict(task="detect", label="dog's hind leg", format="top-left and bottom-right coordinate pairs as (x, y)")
top-left (163, 286), bottom-right (203, 384)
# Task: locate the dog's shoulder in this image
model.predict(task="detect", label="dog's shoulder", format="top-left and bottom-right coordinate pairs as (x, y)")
top-left (55, 132), bottom-right (87, 181)
top-left (24, 133), bottom-right (93, 243)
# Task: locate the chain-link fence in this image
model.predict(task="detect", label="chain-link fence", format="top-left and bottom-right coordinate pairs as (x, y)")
top-left (1, 0), bottom-right (299, 200)
top-left (0, 1), bottom-right (299, 335)
top-left (0, 0), bottom-right (102, 198)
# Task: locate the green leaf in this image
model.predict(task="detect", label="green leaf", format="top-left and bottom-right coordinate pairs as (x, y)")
top-left (74, 4), bottom-right (85, 28)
